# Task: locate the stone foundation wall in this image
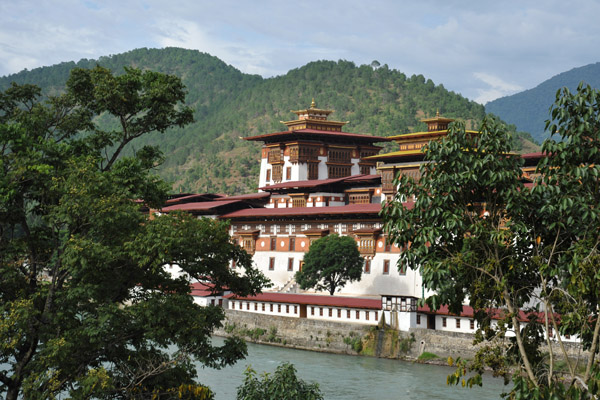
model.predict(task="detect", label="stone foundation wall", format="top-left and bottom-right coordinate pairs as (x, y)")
top-left (217, 310), bottom-right (589, 362)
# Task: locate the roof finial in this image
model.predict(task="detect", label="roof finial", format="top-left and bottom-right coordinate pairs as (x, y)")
top-left (436, 109), bottom-right (440, 117)
top-left (311, 98), bottom-right (316, 108)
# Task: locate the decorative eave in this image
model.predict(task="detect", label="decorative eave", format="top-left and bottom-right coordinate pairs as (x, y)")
top-left (301, 228), bottom-right (329, 237)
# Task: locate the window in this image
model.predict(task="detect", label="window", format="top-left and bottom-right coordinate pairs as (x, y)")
top-left (356, 310), bottom-right (360, 320)
top-left (277, 304), bottom-right (281, 313)
top-left (289, 237), bottom-right (295, 251)
top-left (364, 259), bottom-right (371, 274)
top-left (308, 162), bottom-right (318, 180)
top-left (399, 260), bottom-right (406, 275)
top-left (329, 308), bottom-right (333, 317)
top-left (416, 315), bottom-right (421, 325)
top-left (375, 311), bottom-right (378, 321)
top-left (294, 306), bottom-right (298, 314)
top-left (337, 309), bottom-right (341, 318)
top-left (366, 312), bottom-right (370, 321)
top-left (470, 319), bottom-right (474, 330)
top-left (254, 303), bottom-right (257, 311)
top-left (286, 166), bottom-right (292, 180)
top-left (270, 304), bottom-right (273, 312)
top-left (269, 257), bottom-right (275, 270)
top-left (383, 260), bottom-right (390, 274)
top-left (319, 307), bottom-right (323, 316)
top-left (270, 237), bottom-right (276, 250)
top-left (266, 169), bottom-right (271, 182)
top-left (286, 305), bottom-right (289, 314)
top-left (456, 318), bottom-right (460, 328)
top-left (442, 317), bottom-right (447, 327)
top-left (347, 310), bottom-right (351, 318)
top-left (246, 302), bottom-right (250, 310)
top-left (384, 239), bottom-right (392, 252)
top-left (288, 257), bottom-right (294, 271)
top-left (311, 307), bottom-right (315, 316)
top-left (231, 302), bottom-right (235, 310)
top-left (262, 303), bottom-right (265, 311)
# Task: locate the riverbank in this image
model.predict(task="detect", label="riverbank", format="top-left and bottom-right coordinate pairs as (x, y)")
top-left (216, 309), bottom-right (481, 362)
top-left (216, 309), bottom-right (587, 366)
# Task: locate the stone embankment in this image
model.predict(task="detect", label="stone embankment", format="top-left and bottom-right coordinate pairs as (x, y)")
top-left (216, 310), bottom-right (588, 364)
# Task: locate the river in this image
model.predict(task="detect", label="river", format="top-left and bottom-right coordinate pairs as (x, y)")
top-left (198, 337), bottom-right (508, 399)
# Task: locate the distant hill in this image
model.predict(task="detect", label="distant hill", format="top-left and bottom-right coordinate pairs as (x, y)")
top-left (486, 62), bottom-right (600, 144)
top-left (0, 48), bottom-right (530, 194)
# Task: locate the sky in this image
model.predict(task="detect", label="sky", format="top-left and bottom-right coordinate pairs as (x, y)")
top-left (1, 0), bottom-right (599, 104)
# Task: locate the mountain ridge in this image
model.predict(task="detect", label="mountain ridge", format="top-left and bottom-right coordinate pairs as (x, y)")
top-left (1, 47), bottom-right (534, 194)
top-left (486, 62), bottom-right (600, 144)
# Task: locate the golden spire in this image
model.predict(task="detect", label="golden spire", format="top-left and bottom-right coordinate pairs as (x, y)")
top-left (311, 98), bottom-right (316, 108)
top-left (436, 109), bottom-right (440, 117)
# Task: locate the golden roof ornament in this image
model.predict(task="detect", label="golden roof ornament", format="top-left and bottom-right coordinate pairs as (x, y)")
top-left (311, 98), bottom-right (316, 108)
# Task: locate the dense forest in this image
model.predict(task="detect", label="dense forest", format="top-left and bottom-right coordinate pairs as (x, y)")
top-left (0, 47), bottom-right (536, 194)
top-left (486, 62), bottom-right (600, 144)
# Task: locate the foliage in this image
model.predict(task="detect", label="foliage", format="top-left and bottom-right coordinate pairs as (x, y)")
top-left (0, 67), bottom-right (269, 399)
top-left (295, 234), bottom-right (364, 295)
top-left (236, 363), bottom-right (323, 400)
top-left (383, 84), bottom-right (600, 398)
top-left (418, 352), bottom-right (440, 362)
top-left (0, 48), bottom-right (489, 194)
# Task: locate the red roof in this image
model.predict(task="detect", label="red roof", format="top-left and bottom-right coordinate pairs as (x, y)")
top-left (165, 193), bottom-right (224, 204)
top-left (261, 177), bottom-right (349, 191)
top-left (260, 174), bottom-right (380, 191)
top-left (190, 281), bottom-right (231, 297)
top-left (227, 292), bottom-right (381, 309)
top-left (417, 304), bottom-right (551, 323)
top-left (245, 128), bottom-right (392, 143)
top-left (221, 203), bottom-right (383, 219)
top-left (162, 199), bottom-right (241, 212)
top-left (223, 192), bottom-right (271, 200)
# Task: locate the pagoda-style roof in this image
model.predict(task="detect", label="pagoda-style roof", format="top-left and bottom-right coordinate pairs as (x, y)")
top-left (245, 99), bottom-right (391, 145)
top-left (282, 98), bottom-right (347, 131)
top-left (245, 128), bottom-right (391, 146)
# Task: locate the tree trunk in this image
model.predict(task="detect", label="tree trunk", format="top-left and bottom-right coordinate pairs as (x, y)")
top-left (6, 384), bottom-right (20, 400)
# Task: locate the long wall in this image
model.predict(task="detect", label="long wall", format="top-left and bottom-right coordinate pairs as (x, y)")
top-left (216, 310), bottom-right (588, 362)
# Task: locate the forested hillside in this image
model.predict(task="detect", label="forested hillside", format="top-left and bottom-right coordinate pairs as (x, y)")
top-left (1, 47), bottom-right (530, 194)
top-left (486, 62), bottom-right (600, 144)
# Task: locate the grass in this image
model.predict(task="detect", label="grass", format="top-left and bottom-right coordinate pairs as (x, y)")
top-left (418, 351), bottom-right (439, 361)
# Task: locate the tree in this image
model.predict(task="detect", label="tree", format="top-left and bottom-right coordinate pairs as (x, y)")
top-left (295, 234), bottom-right (363, 295)
top-left (236, 363), bottom-right (323, 400)
top-left (0, 67), bottom-right (269, 400)
top-left (382, 83), bottom-right (600, 399)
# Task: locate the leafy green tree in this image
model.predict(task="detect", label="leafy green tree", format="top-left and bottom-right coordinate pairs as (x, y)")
top-left (236, 363), bottom-right (323, 400)
top-left (0, 67), bottom-right (269, 400)
top-left (382, 85), bottom-right (600, 398)
top-left (295, 234), bottom-right (364, 295)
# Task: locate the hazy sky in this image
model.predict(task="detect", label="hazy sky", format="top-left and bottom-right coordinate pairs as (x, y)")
top-left (1, 1), bottom-right (598, 104)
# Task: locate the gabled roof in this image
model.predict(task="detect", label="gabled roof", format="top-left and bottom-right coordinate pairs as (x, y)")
top-left (226, 292), bottom-right (381, 310)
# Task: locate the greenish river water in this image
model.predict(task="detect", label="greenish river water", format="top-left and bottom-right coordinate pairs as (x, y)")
top-left (198, 337), bottom-right (508, 399)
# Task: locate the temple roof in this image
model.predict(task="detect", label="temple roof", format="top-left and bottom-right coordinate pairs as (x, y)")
top-left (244, 128), bottom-right (391, 145)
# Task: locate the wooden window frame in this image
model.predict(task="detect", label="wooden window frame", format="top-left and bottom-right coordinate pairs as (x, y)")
top-left (287, 257), bottom-right (294, 271)
top-left (269, 257), bottom-right (275, 271)
top-left (383, 259), bottom-right (390, 275)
